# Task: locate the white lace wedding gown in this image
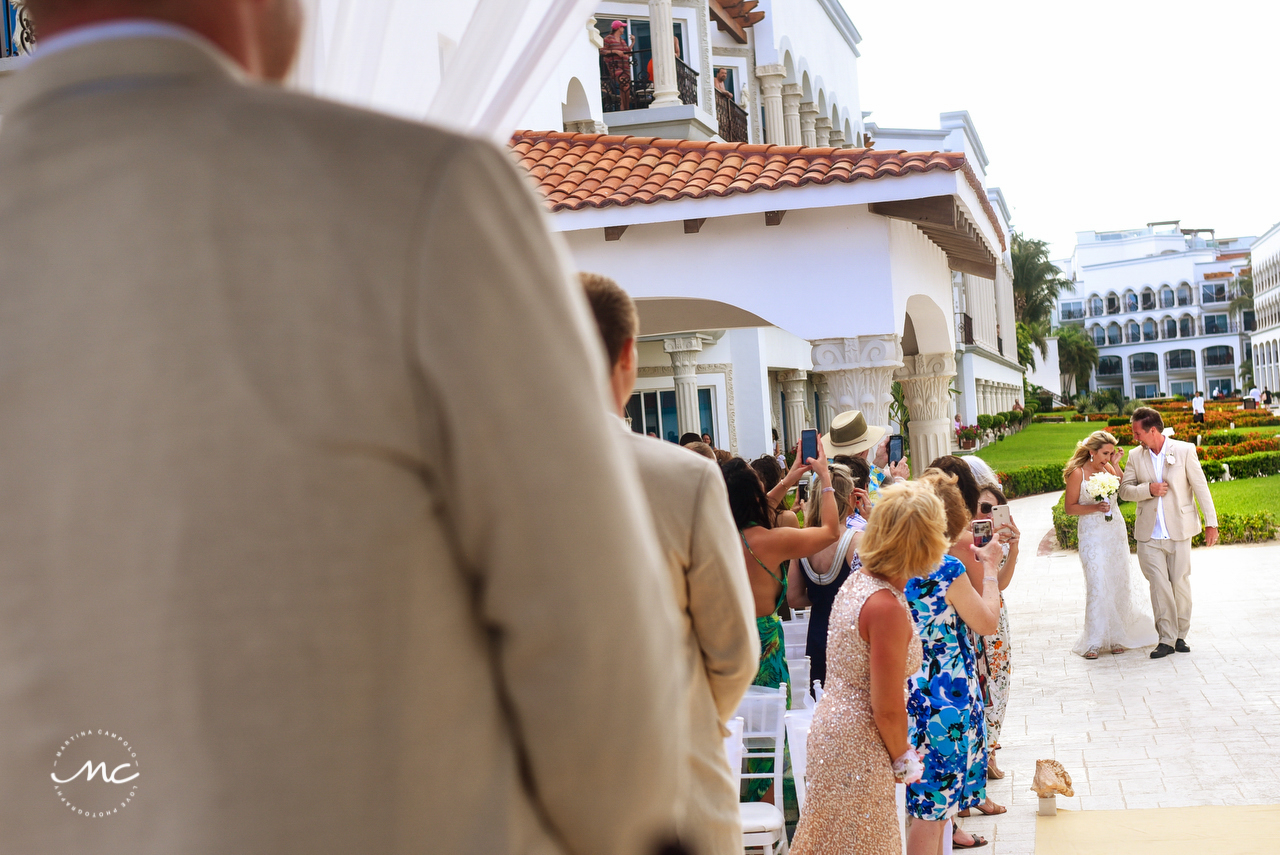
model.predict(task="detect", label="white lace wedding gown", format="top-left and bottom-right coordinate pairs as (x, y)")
top-left (1072, 484), bottom-right (1158, 656)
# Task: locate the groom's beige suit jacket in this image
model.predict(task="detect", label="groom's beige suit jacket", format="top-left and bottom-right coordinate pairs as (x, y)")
top-left (1119, 439), bottom-right (1217, 541)
top-left (0, 34), bottom-right (684, 855)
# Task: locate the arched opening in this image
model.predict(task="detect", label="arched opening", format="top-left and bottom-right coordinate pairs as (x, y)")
top-left (1106, 292), bottom-right (1121, 314)
top-left (1098, 355), bottom-right (1123, 377)
top-left (1141, 288), bottom-right (1156, 311)
top-left (1166, 349), bottom-right (1196, 370)
top-left (1127, 321), bottom-right (1141, 343)
top-left (1179, 314), bottom-right (1194, 338)
top-left (1091, 325), bottom-right (1106, 347)
top-left (1142, 319), bottom-right (1157, 341)
top-left (1089, 295), bottom-right (1104, 317)
top-left (1107, 322), bottom-right (1122, 345)
top-left (561, 77), bottom-right (593, 129)
top-left (1124, 291), bottom-right (1139, 314)
top-left (1161, 316), bottom-right (1177, 339)
top-left (1130, 352), bottom-right (1159, 374)
top-left (1159, 286), bottom-right (1175, 309)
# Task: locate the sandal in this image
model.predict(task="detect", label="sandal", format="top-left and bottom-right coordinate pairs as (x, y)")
top-left (970, 799), bottom-right (1007, 816)
top-left (953, 831), bottom-right (989, 849)
top-left (1111, 645), bottom-right (1125, 654)
top-left (1084, 647), bottom-right (1100, 660)
top-left (987, 764), bottom-right (1005, 780)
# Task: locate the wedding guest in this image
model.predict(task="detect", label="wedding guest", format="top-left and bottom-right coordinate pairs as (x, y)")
top-left (822, 410), bottom-right (908, 505)
top-left (702, 432), bottom-right (714, 446)
top-left (715, 67), bottom-right (730, 93)
top-left (684, 441), bottom-right (717, 461)
top-left (1264, 388), bottom-right (1273, 407)
top-left (789, 483), bottom-right (946, 855)
top-left (786, 463), bottom-right (861, 685)
top-left (2, 2), bottom-right (684, 854)
top-left (751, 455), bottom-right (800, 529)
top-left (722, 450), bottom-right (841, 802)
top-left (1192, 391), bottom-right (1206, 423)
top-left (1063, 431), bottom-right (1157, 659)
top-left (906, 472), bottom-right (1003, 854)
top-left (714, 448), bottom-right (733, 465)
top-left (601, 21), bottom-right (635, 110)
top-left (581, 273), bottom-right (759, 855)
top-left (680, 432), bottom-right (704, 446)
top-left (834, 454), bottom-right (872, 529)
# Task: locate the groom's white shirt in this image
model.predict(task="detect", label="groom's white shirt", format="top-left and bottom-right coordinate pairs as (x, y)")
top-left (1148, 446), bottom-right (1171, 540)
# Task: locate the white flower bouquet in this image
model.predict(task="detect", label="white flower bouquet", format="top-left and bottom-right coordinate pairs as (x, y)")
top-left (1083, 471), bottom-right (1121, 521)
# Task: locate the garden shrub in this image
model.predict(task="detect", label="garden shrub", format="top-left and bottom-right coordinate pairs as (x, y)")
top-left (1051, 495), bottom-right (1276, 550)
top-left (991, 414), bottom-right (1006, 431)
top-left (997, 464), bottom-right (1065, 499)
top-left (1107, 417), bottom-right (1128, 427)
top-left (1123, 399), bottom-right (1141, 416)
top-left (977, 414), bottom-right (993, 431)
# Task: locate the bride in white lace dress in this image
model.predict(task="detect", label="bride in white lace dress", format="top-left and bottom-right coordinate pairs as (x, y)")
top-left (1062, 430), bottom-right (1158, 659)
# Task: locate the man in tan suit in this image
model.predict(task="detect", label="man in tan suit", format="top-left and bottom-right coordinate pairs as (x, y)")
top-left (581, 273), bottom-right (760, 855)
top-left (1, 3), bottom-right (684, 853)
top-left (1120, 407), bottom-right (1218, 659)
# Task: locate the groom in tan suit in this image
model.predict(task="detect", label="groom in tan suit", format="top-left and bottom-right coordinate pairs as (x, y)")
top-left (1120, 407), bottom-right (1218, 659)
top-left (581, 273), bottom-right (760, 855)
top-left (0, 2), bottom-right (684, 854)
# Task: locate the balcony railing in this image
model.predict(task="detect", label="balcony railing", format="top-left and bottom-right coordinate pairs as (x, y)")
top-left (1204, 351), bottom-right (1235, 367)
top-left (1098, 361), bottom-right (1123, 376)
top-left (958, 313), bottom-right (975, 346)
top-left (715, 88), bottom-right (748, 142)
top-left (600, 49), bottom-right (699, 114)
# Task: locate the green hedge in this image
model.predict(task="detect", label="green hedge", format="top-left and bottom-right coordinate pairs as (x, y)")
top-left (997, 463), bottom-right (1066, 498)
top-left (977, 414), bottom-right (993, 431)
top-left (1205, 451), bottom-right (1280, 481)
top-left (1051, 495), bottom-right (1276, 550)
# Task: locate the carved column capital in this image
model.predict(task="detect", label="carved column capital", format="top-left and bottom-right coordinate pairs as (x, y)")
top-left (778, 369), bottom-right (809, 392)
top-left (814, 116), bottom-right (832, 147)
top-left (828, 128), bottom-right (846, 148)
top-left (781, 84), bottom-right (803, 147)
top-left (896, 352), bottom-right (957, 476)
top-left (810, 335), bottom-right (903, 430)
top-left (755, 63), bottom-right (787, 93)
top-left (798, 101), bottom-right (819, 148)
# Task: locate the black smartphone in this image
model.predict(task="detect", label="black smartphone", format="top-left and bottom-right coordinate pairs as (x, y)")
top-left (888, 434), bottom-right (905, 465)
top-left (800, 429), bottom-right (819, 463)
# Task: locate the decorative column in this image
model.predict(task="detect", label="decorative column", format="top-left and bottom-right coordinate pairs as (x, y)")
top-left (781, 83), bottom-right (803, 147)
top-left (798, 101), bottom-right (819, 148)
top-left (664, 336), bottom-right (704, 437)
top-left (814, 115), bottom-right (832, 147)
top-left (811, 334), bottom-right (904, 431)
top-left (778, 370), bottom-right (810, 449)
top-left (897, 354), bottom-right (958, 477)
top-left (827, 127), bottom-right (845, 148)
top-left (814, 373), bottom-right (834, 432)
top-left (648, 0), bottom-right (681, 108)
top-left (755, 64), bottom-right (787, 145)
top-left (1195, 355), bottom-right (1206, 400)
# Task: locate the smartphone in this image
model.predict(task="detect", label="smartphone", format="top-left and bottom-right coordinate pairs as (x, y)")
top-left (990, 505), bottom-right (1012, 531)
top-left (971, 518), bottom-right (994, 548)
top-left (888, 434), bottom-right (905, 465)
top-left (800, 428), bottom-right (819, 463)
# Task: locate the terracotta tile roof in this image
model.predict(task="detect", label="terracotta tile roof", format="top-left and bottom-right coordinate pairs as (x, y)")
top-left (510, 130), bottom-right (1006, 251)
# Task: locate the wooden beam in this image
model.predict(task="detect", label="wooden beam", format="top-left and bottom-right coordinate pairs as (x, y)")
top-left (868, 195), bottom-right (957, 228)
top-left (709, 0), bottom-right (748, 43)
top-left (605, 225), bottom-right (627, 242)
top-left (947, 255), bottom-right (998, 280)
top-left (684, 218), bottom-right (707, 234)
top-left (765, 210), bottom-right (786, 227)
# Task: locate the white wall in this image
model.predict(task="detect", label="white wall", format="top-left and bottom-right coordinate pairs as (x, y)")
top-left (1026, 336), bottom-right (1062, 397)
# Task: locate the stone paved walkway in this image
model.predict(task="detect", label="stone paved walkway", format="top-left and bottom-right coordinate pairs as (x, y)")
top-left (958, 490), bottom-right (1280, 854)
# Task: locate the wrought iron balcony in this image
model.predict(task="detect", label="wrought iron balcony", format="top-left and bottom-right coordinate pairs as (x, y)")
top-left (715, 88), bottom-right (748, 142)
top-left (958, 313), bottom-right (975, 346)
top-left (600, 50), bottom-right (699, 114)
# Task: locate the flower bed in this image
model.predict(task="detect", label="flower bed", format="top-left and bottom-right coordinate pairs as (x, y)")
top-left (1198, 438), bottom-right (1280, 460)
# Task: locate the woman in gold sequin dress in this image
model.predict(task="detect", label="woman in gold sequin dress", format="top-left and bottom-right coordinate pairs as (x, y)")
top-left (790, 483), bottom-right (949, 855)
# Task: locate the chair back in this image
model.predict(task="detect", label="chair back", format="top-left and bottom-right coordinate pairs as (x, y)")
top-left (812, 680), bottom-right (824, 703)
top-left (789, 607), bottom-right (811, 621)
top-left (784, 709), bottom-right (812, 811)
top-left (735, 684), bottom-right (788, 801)
top-left (723, 716), bottom-right (744, 787)
top-left (781, 615), bottom-right (809, 661)
top-left (786, 656), bottom-right (811, 707)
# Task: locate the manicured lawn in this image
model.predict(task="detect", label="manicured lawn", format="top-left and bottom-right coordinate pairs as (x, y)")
top-left (971, 422), bottom-right (1097, 470)
top-left (1206, 474), bottom-right (1280, 516)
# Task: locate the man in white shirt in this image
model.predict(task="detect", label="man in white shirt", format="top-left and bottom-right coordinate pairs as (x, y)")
top-left (1191, 391), bottom-right (1206, 424)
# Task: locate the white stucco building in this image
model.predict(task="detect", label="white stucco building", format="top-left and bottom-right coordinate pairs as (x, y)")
top-left (1054, 222), bottom-right (1255, 399)
top-left (1250, 221), bottom-right (1280, 396)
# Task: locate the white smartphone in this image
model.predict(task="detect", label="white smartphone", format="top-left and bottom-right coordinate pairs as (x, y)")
top-left (991, 504), bottom-right (1012, 530)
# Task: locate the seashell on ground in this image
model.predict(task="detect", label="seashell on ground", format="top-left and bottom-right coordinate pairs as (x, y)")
top-left (1030, 758), bottom-right (1074, 798)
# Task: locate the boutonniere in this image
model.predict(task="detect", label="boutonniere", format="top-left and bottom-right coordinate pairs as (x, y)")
top-left (1166, 452), bottom-right (1176, 465)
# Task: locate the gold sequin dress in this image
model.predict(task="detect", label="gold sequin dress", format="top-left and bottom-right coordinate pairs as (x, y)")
top-left (790, 572), bottom-right (922, 855)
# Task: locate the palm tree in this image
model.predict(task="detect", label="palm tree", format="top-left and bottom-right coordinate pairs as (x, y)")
top-left (1011, 233), bottom-right (1074, 359)
top-left (1055, 325), bottom-right (1099, 397)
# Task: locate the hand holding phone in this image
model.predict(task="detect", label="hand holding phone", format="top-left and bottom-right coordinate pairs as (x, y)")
top-left (970, 518), bottom-right (994, 548)
top-left (888, 434), bottom-right (904, 465)
top-left (800, 429), bottom-right (819, 465)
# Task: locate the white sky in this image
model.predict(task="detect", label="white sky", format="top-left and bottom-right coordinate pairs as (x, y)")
top-left (843, 0), bottom-right (1280, 259)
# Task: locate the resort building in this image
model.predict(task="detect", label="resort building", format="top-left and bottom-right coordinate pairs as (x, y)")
top-left (1251, 221), bottom-right (1280, 396)
top-left (1054, 221), bottom-right (1255, 399)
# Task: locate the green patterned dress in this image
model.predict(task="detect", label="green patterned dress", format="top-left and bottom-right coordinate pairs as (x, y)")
top-left (741, 529), bottom-right (791, 801)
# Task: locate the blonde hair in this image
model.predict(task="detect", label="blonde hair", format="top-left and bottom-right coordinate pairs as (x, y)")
top-left (805, 463), bottom-right (854, 528)
top-left (859, 481), bottom-right (950, 583)
top-left (918, 469), bottom-right (970, 542)
top-left (1063, 430), bottom-right (1119, 480)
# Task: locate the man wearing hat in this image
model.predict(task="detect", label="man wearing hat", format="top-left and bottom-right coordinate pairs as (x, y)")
top-left (822, 410), bottom-right (910, 504)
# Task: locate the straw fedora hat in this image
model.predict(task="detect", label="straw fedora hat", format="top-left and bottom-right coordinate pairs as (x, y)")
top-left (821, 410), bottom-right (886, 458)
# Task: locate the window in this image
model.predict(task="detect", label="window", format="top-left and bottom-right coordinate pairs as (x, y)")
top-left (1141, 291), bottom-right (1156, 311)
top-left (1130, 352), bottom-right (1158, 373)
top-left (1060, 301), bottom-right (1084, 321)
top-left (1177, 285), bottom-right (1192, 306)
top-left (1125, 293), bottom-right (1139, 313)
top-left (1160, 288), bottom-right (1175, 308)
top-left (1163, 318), bottom-right (1177, 339)
top-left (1142, 320), bottom-right (1157, 341)
top-left (1092, 326), bottom-right (1106, 347)
top-left (1127, 322), bottom-right (1141, 342)
top-left (1089, 297), bottom-right (1104, 316)
top-left (698, 388), bottom-right (715, 445)
top-left (1245, 340), bottom-right (1253, 362)
top-left (1204, 345), bottom-right (1234, 366)
top-left (627, 386), bottom-right (709, 443)
top-left (1244, 310), bottom-right (1256, 332)
top-left (1166, 349), bottom-right (1196, 370)
top-left (1204, 314), bottom-right (1230, 335)
top-left (1134, 383), bottom-right (1159, 398)
top-left (1179, 316), bottom-right (1193, 338)
top-left (1170, 381), bottom-right (1195, 397)
top-left (1098, 355), bottom-right (1123, 376)
top-left (1107, 323), bottom-right (1122, 345)
top-left (1106, 294), bottom-right (1120, 314)
top-left (1201, 282), bottom-right (1227, 304)
top-left (1208, 377), bottom-right (1234, 396)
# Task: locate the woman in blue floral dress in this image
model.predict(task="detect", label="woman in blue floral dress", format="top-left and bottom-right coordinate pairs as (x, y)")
top-left (903, 471), bottom-right (1003, 854)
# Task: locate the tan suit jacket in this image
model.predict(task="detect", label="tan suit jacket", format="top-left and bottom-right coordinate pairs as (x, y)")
top-left (623, 427), bottom-right (759, 855)
top-left (0, 36), bottom-right (683, 855)
top-left (1120, 439), bottom-right (1218, 542)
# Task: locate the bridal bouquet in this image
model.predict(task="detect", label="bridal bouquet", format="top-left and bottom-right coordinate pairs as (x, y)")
top-left (1083, 471), bottom-right (1121, 521)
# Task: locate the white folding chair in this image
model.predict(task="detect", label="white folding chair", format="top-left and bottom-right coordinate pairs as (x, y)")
top-left (783, 709), bottom-right (812, 813)
top-left (812, 680), bottom-right (823, 704)
top-left (786, 656), bottom-right (811, 708)
top-left (724, 717), bottom-right (744, 784)
top-left (781, 615), bottom-right (809, 662)
top-left (735, 684), bottom-right (789, 855)
top-left (789, 607), bottom-right (811, 621)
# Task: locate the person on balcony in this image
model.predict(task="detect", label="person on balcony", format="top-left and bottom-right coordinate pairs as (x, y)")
top-left (601, 21), bottom-right (634, 110)
top-left (715, 67), bottom-right (730, 94)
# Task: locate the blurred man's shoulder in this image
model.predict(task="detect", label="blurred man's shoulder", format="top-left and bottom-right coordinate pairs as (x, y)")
top-left (624, 431), bottom-right (720, 488)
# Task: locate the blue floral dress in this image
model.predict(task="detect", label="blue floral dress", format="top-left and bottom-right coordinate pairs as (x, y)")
top-left (903, 555), bottom-right (986, 820)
